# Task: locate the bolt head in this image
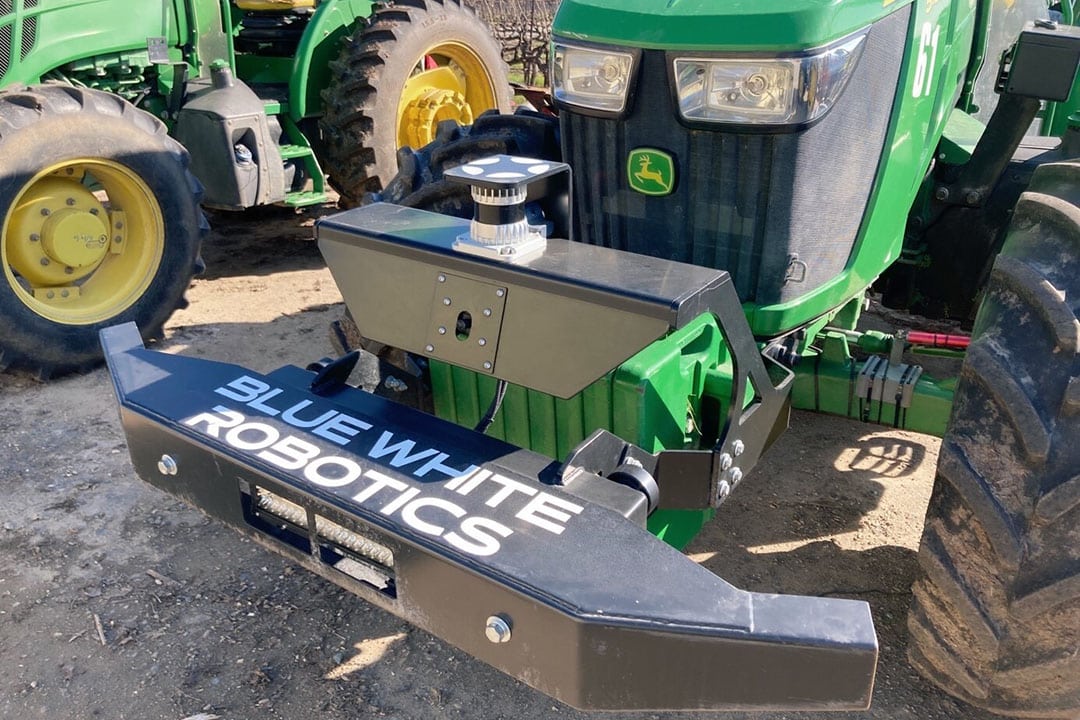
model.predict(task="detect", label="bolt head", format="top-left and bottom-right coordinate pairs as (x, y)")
top-left (729, 467), bottom-right (743, 485)
top-left (934, 186), bottom-right (950, 201)
top-left (157, 455), bottom-right (178, 476)
top-left (482, 308), bottom-right (492, 317)
top-left (495, 289), bottom-right (505, 298)
top-left (716, 480), bottom-right (731, 502)
top-left (29, 233), bottom-right (39, 242)
top-left (66, 198), bottom-right (76, 206)
top-left (437, 274), bottom-right (446, 283)
top-left (719, 453), bottom-right (733, 471)
top-left (40, 208), bottom-right (50, 216)
top-left (485, 615), bottom-right (512, 643)
top-left (478, 338), bottom-right (487, 347)
top-left (732, 440), bottom-right (745, 457)
top-left (482, 361), bottom-right (492, 370)
top-left (425, 344), bottom-right (435, 353)
top-left (438, 326), bottom-right (447, 335)
top-left (443, 297), bottom-right (452, 306)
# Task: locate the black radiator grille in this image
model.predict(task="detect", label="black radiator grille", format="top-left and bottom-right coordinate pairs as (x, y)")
top-left (0, 22), bottom-right (10, 80)
top-left (560, 7), bottom-right (908, 307)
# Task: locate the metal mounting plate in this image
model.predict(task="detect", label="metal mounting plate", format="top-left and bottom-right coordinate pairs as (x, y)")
top-left (425, 273), bottom-right (506, 373)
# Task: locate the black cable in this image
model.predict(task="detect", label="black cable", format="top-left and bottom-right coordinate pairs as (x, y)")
top-left (474, 380), bottom-right (508, 434)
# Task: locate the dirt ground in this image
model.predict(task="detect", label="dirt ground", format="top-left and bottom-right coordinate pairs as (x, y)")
top-left (0, 206), bottom-right (1001, 720)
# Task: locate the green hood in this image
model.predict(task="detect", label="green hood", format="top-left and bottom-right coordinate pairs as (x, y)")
top-left (552, 0), bottom-right (906, 51)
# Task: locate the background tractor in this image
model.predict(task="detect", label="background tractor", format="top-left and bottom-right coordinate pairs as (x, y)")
top-left (102, 0), bottom-right (1080, 716)
top-left (0, 0), bottom-right (509, 378)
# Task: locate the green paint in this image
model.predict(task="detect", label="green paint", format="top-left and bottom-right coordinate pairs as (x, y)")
top-left (627, 148), bottom-right (675, 196)
top-left (553, 0), bottom-right (901, 51)
top-left (790, 331), bottom-right (956, 437)
top-left (431, 313), bottom-right (737, 548)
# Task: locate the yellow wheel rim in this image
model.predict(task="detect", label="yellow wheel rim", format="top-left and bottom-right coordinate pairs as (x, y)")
top-left (397, 41), bottom-right (500, 148)
top-left (2, 159), bottom-right (164, 325)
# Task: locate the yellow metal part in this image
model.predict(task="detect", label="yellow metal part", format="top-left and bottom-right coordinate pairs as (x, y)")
top-left (2, 159), bottom-right (164, 325)
top-left (397, 42), bottom-right (499, 149)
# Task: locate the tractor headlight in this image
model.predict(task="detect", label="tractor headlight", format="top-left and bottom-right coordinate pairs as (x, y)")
top-left (673, 29), bottom-right (868, 127)
top-left (552, 42), bottom-right (635, 113)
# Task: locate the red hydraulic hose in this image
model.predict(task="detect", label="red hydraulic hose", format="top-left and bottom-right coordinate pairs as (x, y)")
top-left (906, 331), bottom-right (971, 349)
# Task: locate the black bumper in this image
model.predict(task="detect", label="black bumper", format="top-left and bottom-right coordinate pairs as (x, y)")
top-left (102, 322), bottom-right (877, 712)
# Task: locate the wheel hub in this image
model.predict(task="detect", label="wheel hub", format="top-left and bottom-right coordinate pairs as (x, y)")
top-left (399, 66), bottom-right (476, 148)
top-left (7, 176), bottom-right (110, 286)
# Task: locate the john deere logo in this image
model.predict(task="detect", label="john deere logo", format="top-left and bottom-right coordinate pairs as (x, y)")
top-left (627, 148), bottom-right (675, 196)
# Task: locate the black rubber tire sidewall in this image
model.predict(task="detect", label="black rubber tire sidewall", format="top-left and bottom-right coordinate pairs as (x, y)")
top-left (321, 0), bottom-right (512, 201)
top-left (0, 88), bottom-right (203, 376)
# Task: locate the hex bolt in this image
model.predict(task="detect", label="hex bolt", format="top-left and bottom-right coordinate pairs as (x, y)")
top-left (425, 344), bottom-right (435, 353)
top-left (442, 297), bottom-right (452, 306)
top-left (485, 615), bottom-right (512, 644)
top-left (964, 190), bottom-right (981, 205)
top-left (66, 197), bottom-right (76, 206)
top-left (437, 326), bottom-right (447, 335)
top-left (495, 288), bottom-right (505, 298)
top-left (383, 376), bottom-right (408, 393)
top-left (719, 452), bottom-right (733, 471)
top-left (40, 208), bottom-right (50, 217)
top-left (437, 274), bottom-right (446, 283)
top-left (482, 308), bottom-right (492, 317)
top-left (157, 455), bottom-right (178, 476)
top-left (115, 221), bottom-right (123, 230)
top-left (478, 338), bottom-right (487, 347)
top-left (115, 236), bottom-right (123, 244)
top-left (728, 467), bottom-right (744, 485)
top-left (29, 233), bottom-right (39, 242)
top-left (732, 440), bottom-right (745, 457)
top-left (716, 479), bottom-right (731, 502)
top-left (934, 186), bottom-right (950, 201)
top-left (40, 258), bottom-right (50, 266)
top-left (483, 361), bottom-right (493, 370)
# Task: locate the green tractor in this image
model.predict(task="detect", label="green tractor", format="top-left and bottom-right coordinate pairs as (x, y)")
top-left (0, 0), bottom-right (510, 378)
top-left (101, 0), bottom-right (1080, 716)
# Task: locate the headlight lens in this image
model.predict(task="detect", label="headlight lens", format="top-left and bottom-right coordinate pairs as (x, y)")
top-left (552, 42), bottom-right (634, 113)
top-left (674, 29), bottom-right (868, 126)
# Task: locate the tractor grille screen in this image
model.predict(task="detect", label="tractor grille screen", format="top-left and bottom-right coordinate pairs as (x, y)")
top-left (0, 22), bottom-right (9, 80)
top-left (560, 7), bottom-right (908, 307)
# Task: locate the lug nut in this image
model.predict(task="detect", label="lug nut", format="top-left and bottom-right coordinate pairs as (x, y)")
top-left (157, 455), bottom-right (178, 476)
top-left (485, 615), bottom-right (512, 643)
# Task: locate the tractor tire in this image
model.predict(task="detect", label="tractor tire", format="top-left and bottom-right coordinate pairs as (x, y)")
top-left (907, 160), bottom-right (1080, 718)
top-left (0, 85), bottom-right (206, 379)
top-left (319, 0), bottom-right (512, 205)
top-left (330, 109), bottom-right (560, 354)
